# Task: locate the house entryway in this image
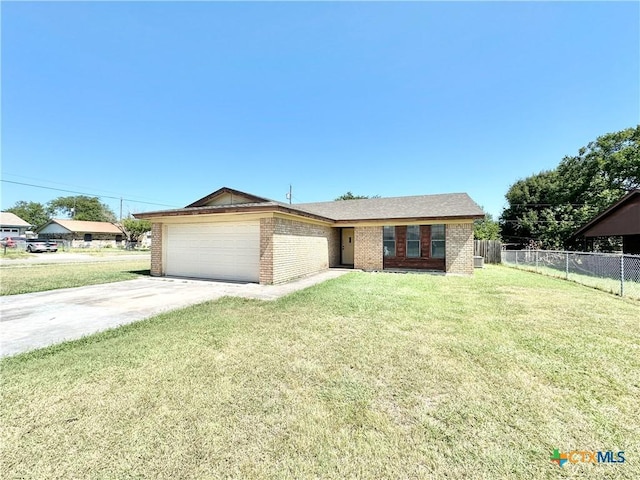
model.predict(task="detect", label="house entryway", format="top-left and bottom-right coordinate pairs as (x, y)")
top-left (341, 228), bottom-right (354, 265)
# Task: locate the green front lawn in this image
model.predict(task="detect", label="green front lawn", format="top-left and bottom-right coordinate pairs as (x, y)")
top-left (1, 267), bottom-right (638, 479)
top-left (0, 260), bottom-right (150, 295)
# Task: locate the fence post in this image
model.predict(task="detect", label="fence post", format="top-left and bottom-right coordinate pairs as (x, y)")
top-left (535, 250), bottom-right (539, 271)
top-left (565, 252), bottom-right (569, 280)
top-left (620, 254), bottom-right (625, 297)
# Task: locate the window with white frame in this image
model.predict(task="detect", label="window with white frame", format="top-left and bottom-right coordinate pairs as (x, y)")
top-left (406, 225), bottom-right (420, 258)
top-left (383, 226), bottom-right (395, 257)
top-left (431, 224), bottom-right (445, 258)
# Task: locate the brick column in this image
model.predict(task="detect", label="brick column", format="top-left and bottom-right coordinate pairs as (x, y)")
top-left (259, 217), bottom-right (275, 285)
top-left (445, 223), bottom-right (474, 275)
top-left (354, 226), bottom-right (383, 271)
top-left (150, 223), bottom-right (163, 277)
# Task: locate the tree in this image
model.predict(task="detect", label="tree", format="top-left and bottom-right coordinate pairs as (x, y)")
top-left (500, 125), bottom-right (639, 249)
top-left (48, 196), bottom-right (116, 222)
top-left (4, 201), bottom-right (50, 228)
top-left (118, 217), bottom-right (151, 248)
top-left (335, 191), bottom-right (378, 200)
top-left (474, 210), bottom-right (500, 240)
top-left (499, 170), bottom-right (563, 246)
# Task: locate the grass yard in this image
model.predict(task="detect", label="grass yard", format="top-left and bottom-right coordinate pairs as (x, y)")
top-left (0, 249), bottom-right (31, 260)
top-left (1, 266), bottom-right (638, 479)
top-left (0, 260), bottom-right (150, 295)
top-left (504, 263), bottom-right (640, 301)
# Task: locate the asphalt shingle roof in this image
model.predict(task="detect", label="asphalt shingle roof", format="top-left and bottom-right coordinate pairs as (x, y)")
top-left (0, 212), bottom-right (33, 227)
top-left (135, 188), bottom-right (485, 222)
top-left (294, 193), bottom-right (484, 221)
top-left (43, 219), bottom-right (122, 234)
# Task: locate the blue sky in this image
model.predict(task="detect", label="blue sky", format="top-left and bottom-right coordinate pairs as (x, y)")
top-left (2, 1), bottom-right (638, 219)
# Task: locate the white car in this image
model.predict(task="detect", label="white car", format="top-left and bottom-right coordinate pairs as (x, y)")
top-left (26, 239), bottom-right (58, 253)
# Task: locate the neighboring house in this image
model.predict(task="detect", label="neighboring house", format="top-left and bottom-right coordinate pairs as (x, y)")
top-left (571, 189), bottom-right (640, 254)
top-left (0, 212), bottom-right (33, 237)
top-left (134, 187), bottom-right (484, 284)
top-left (137, 230), bottom-right (153, 248)
top-left (37, 219), bottom-right (124, 248)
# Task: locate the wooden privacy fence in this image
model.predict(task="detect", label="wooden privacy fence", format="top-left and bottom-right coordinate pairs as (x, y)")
top-left (474, 240), bottom-right (502, 264)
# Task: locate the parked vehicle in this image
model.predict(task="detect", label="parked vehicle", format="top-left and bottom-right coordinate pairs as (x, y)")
top-left (26, 239), bottom-right (58, 253)
top-left (1, 236), bottom-right (24, 248)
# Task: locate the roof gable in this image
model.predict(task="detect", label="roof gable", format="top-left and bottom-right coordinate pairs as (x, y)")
top-left (186, 187), bottom-right (273, 208)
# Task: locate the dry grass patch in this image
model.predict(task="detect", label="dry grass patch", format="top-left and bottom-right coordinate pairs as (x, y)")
top-left (1, 266), bottom-right (638, 479)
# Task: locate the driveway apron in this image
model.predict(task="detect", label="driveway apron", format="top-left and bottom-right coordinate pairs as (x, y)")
top-left (0, 270), bottom-right (350, 357)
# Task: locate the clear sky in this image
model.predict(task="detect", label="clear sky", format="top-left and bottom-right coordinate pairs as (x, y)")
top-left (2, 1), bottom-right (638, 219)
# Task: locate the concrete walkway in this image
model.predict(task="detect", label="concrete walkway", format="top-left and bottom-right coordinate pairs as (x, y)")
top-left (0, 270), bottom-right (351, 357)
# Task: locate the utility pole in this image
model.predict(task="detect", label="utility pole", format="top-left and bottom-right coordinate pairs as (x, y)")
top-left (286, 185), bottom-right (292, 204)
top-left (120, 197), bottom-right (123, 221)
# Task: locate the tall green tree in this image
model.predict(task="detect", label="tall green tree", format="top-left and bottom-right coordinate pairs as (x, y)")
top-left (4, 201), bottom-right (50, 228)
top-left (500, 125), bottom-right (639, 249)
top-left (48, 196), bottom-right (116, 222)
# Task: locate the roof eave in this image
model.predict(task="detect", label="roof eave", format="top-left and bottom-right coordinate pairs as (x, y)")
top-left (134, 204), bottom-right (335, 223)
top-left (332, 214), bottom-right (485, 225)
top-left (571, 190), bottom-right (640, 239)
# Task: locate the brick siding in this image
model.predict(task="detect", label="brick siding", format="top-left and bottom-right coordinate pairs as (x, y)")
top-left (382, 225), bottom-right (445, 270)
top-left (267, 217), bottom-right (338, 284)
top-left (150, 223), bottom-right (163, 276)
top-left (354, 226), bottom-right (383, 270)
top-left (445, 223), bottom-right (474, 275)
top-left (152, 217), bottom-right (475, 283)
top-left (259, 217), bottom-right (275, 284)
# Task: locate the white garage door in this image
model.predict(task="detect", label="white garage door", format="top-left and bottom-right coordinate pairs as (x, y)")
top-left (165, 222), bottom-right (260, 282)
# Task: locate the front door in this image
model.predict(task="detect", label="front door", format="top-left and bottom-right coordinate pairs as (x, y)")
top-left (341, 228), bottom-right (354, 265)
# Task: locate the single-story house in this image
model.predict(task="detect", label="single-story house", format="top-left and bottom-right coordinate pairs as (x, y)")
top-left (0, 212), bottom-right (33, 237)
top-left (571, 189), bottom-right (640, 254)
top-left (134, 187), bottom-right (484, 284)
top-left (37, 219), bottom-right (124, 248)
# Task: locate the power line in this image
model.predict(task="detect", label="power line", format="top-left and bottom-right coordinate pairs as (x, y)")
top-left (1, 180), bottom-right (179, 208)
top-left (2, 172), bottom-right (169, 204)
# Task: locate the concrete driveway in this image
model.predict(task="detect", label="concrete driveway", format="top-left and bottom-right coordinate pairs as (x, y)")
top-left (0, 270), bottom-right (350, 357)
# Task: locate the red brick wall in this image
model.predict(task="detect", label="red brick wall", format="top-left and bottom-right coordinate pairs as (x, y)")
top-left (383, 225), bottom-right (446, 270)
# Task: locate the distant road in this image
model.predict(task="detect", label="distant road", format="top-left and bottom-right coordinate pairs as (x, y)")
top-left (0, 252), bottom-right (150, 266)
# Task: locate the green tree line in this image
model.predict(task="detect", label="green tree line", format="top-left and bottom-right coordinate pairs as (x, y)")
top-left (6, 196), bottom-right (116, 227)
top-left (500, 125), bottom-right (639, 249)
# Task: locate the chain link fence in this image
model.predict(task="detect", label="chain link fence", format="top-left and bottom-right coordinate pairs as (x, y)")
top-left (502, 250), bottom-right (640, 300)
